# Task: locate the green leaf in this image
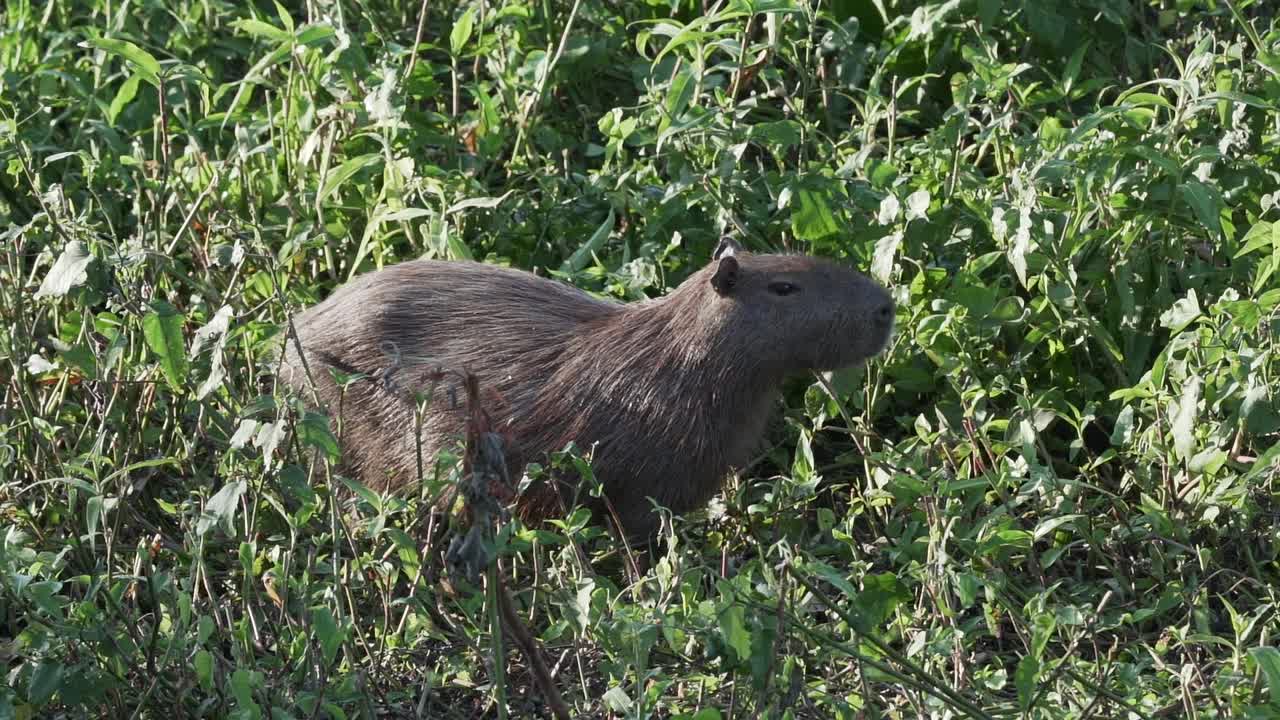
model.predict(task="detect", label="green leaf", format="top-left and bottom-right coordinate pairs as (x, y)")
top-left (253, 421), bottom-right (288, 468)
top-left (34, 241), bottom-right (93, 299)
top-left (229, 669), bottom-right (258, 711)
top-left (1033, 514), bottom-right (1081, 541)
top-left (749, 120), bottom-right (803, 149)
top-left (1038, 116), bottom-right (1066, 147)
top-left (1008, 240), bottom-right (1029, 288)
top-left (311, 606), bottom-right (346, 666)
top-left (661, 67), bottom-right (695, 131)
top-left (1062, 39), bottom-right (1090, 94)
top-left (295, 24), bottom-right (336, 47)
top-left (1121, 91), bottom-right (1174, 109)
top-left (446, 231), bottom-right (474, 261)
top-left (27, 581), bottom-right (64, 617)
top-left (791, 188), bottom-right (840, 242)
top-left (1215, 69), bottom-right (1234, 125)
top-left (64, 343), bottom-right (109, 384)
top-left (1178, 181), bottom-right (1222, 235)
top-left (339, 477), bottom-right (383, 512)
top-left (298, 411), bottom-right (340, 461)
top-left (273, 0), bottom-right (295, 32)
top-left (1015, 654), bottom-right (1040, 711)
top-left (319, 153), bottom-right (382, 207)
top-left (1243, 442), bottom-right (1280, 483)
top-left (445, 190), bottom-right (516, 215)
top-left (651, 16), bottom-right (730, 65)
top-left (450, 7), bottom-right (477, 56)
top-left (108, 72), bottom-right (142, 126)
top-left (905, 189), bottom-right (930, 221)
top-left (85, 37), bottom-right (161, 86)
top-left (955, 573), bottom-right (980, 607)
top-left (1243, 384), bottom-right (1280, 434)
top-left (951, 282), bottom-right (996, 316)
top-left (807, 561), bottom-right (858, 598)
top-left (1235, 221), bottom-right (1277, 258)
top-left (29, 660), bottom-right (63, 705)
top-left (191, 304), bottom-right (233, 356)
top-left (717, 603), bottom-right (752, 664)
top-left (562, 209), bottom-right (615, 273)
top-left (570, 578), bottom-right (594, 631)
top-left (85, 494), bottom-right (104, 548)
top-left (1030, 611), bottom-right (1056, 659)
top-left (380, 207), bottom-right (435, 223)
top-left (142, 301), bottom-right (189, 392)
top-left (1127, 144), bottom-right (1179, 177)
top-left (195, 650), bottom-right (214, 691)
top-left (867, 158), bottom-right (897, 188)
top-left (989, 296), bottom-right (1025, 324)
top-left (854, 573), bottom-right (908, 631)
top-left (1250, 647), bottom-right (1280, 707)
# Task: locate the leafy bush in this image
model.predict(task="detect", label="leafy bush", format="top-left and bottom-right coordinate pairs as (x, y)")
top-left (1, 0), bottom-right (1278, 717)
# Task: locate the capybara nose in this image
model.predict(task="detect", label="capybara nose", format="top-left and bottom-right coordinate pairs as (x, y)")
top-left (875, 299), bottom-right (895, 326)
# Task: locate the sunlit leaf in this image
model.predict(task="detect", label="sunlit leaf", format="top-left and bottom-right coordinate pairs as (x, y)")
top-left (792, 188), bottom-right (840, 241)
top-left (34, 241), bottom-right (92, 299)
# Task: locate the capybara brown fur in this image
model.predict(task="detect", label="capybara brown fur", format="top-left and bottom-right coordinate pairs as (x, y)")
top-left (279, 239), bottom-right (895, 537)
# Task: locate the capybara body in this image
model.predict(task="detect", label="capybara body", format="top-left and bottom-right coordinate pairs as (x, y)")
top-left (280, 242), bottom-right (894, 537)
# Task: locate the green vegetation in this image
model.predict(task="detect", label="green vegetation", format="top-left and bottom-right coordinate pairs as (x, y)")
top-left (3, 0), bottom-right (1279, 717)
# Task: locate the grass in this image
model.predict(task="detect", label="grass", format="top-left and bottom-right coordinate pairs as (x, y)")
top-left (2, 0), bottom-right (1279, 717)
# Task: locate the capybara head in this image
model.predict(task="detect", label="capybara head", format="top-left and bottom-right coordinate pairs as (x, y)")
top-left (676, 238), bottom-right (895, 378)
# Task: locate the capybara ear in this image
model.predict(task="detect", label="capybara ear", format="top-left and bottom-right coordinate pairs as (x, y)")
top-left (713, 236), bottom-right (743, 260)
top-left (710, 255), bottom-right (740, 295)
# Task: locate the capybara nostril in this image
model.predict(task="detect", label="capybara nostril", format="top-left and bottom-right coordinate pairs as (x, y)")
top-left (876, 301), bottom-right (895, 323)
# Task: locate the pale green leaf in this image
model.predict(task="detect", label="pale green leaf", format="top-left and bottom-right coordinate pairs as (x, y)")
top-left (1171, 377), bottom-right (1200, 461)
top-left (446, 190), bottom-right (515, 215)
top-left (871, 232), bottom-right (901, 284)
top-left (1158, 289), bottom-right (1200, 333)
top-left (34, 241), bottom-right (93, 299)
top-left (198, 480), bottom-right (245, 537)
top-left (450, 7), bottom-right (477, 56)
top-left (602, 687), bottom-right (633, 713)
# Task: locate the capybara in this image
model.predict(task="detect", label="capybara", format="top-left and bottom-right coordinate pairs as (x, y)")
top-left (280, 238), bottom-right (894, 537)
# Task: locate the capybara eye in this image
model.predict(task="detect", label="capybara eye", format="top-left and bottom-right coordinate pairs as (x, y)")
top-left (768, 281), bottom-right (799, 296)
